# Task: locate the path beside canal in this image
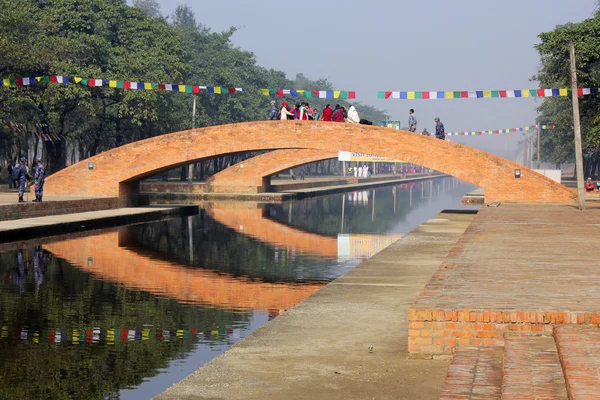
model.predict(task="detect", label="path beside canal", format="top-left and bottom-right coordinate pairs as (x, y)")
top-left (155, 211), bottom-right (475, 400)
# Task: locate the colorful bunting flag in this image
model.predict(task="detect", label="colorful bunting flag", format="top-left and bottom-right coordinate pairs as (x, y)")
top-left (0, 75), bottom-right (249, 96)
top-left (261, 89), bottom-right (356, 99)
top-left (377, 88), bottom-right (597, 100)
top-left (445, 125), bottom-right (556, 136)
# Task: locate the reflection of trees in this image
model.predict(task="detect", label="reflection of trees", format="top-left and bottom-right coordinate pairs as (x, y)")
top-left (130, 212), bottom-right (342, 282)
top-left (269, 181), bottom-right (443, 236)
top-left (0, 251), bottom-right (249, 399)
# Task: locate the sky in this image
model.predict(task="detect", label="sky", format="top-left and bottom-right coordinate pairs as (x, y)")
top-left (153, 0), bottom-right (596, 157)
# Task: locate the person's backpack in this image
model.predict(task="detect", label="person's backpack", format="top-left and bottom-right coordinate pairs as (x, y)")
top-left (11, 165), bottom-right (21, 181)
top-left (359, 119), bottom-right (373, 125)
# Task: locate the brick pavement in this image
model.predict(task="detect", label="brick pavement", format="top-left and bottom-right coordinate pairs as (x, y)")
top-left (439, 346), bottom-right (503, 399)
top-left (502, 337), bottom-right (567, 399)
top-left (555, 326), bottom-right (600, 399)
top-left (409, 203), bottom-right (600, 357)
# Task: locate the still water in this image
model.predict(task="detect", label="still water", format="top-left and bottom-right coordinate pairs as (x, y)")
top-left (0, 178), bottom-right (476, 399)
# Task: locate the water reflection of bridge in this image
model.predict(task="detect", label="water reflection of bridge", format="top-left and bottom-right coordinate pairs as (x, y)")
top-left (43, 231), bottom-right (326, 312)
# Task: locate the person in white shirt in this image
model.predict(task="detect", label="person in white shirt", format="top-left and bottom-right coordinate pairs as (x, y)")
top-left (280, 101), bottom-right (293, 120)
top-left (347, 105), bottom-right (360, 124)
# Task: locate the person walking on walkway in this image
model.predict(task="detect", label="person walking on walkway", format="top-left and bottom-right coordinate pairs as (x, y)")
top-left (33, 158), bottom-right (45, 202)
top-left (408, 109), bottom-right (417, 132)
top-left (434, 117), bottom-right (445, 140)
top-left (15, 157), bottom-right (30, 203)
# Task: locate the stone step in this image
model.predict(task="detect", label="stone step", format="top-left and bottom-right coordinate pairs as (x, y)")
top-left (555, 325), bottom-right (600, 399)
top-left (439, 346), bottom-right (503, 399)
top-left (502, 336), bottom-right (568, 399)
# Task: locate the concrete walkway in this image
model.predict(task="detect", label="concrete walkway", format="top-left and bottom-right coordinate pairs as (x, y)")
top-left (155, 211), bottom-right (475, 400)
top-left (0, 206), bottom-right (197, 242)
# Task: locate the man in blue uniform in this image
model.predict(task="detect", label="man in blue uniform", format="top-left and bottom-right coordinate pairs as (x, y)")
top-left (16, 157), bottom-right (30, 203)
top-left (33, 158), bottom-right (45, 202)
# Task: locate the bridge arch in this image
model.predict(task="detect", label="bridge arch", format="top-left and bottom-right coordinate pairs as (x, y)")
top-left (44, 121), bottom-right (575, 203)
top-left (206, 149), bottom-right (338, 193)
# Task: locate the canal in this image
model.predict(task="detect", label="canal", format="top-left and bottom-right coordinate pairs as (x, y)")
top-left (0, 178), bottom-right (477, 399)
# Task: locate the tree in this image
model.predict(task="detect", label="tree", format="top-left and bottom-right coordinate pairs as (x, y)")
top-left (534, 14), bottom-right (600, 171)
top-left (132, 0), bottom-right (161, 18)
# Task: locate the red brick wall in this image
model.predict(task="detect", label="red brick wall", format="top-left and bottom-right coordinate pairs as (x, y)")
top-left (42, 121), bottom-right (577, 203)
top-left (0, 198), bottom-right (119, 222)
top-left (407, 308), bottom-right (599, 358)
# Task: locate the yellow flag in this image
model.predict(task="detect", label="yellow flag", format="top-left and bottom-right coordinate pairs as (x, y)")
top-left (74, 77), bottom-right (82, 83)
top-left (144, 82), bottom-right (153, 90)
top-left (445, 91), bottom-right (453, 99)
top-left (214, 87), bottom-right (222, 94)
top-left (407, 92), bottom-right (415, 99)
top-left (559, 88), bottom-right (568, 96)
top-left (297, 90), bottom-right (305, 95)
top-left (2, 79), bottom-right (9, 86)
top-left (334, 90), bottom-right (341, 98)
top-left (522, 89), bottom-right (530, 98)
top-left (483, 90), bottom-right (491, 98)
top-left (261, 89), bottom-right (269, 96)
top-left (109, 80), bottom-right (117, 88)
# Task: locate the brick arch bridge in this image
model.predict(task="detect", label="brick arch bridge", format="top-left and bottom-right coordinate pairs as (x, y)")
top-left (44, 121), bottom-right (576, 203)
top-left (206, 149), bottom-right (337, 193)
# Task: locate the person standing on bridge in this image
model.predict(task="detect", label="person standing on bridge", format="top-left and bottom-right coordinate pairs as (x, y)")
top-left (268, 100), bottom-right (278, 120)
top-left (280, 102), bottom-right (293, 120)
top-left (32, 158), bottom-right (45, 202)
top-left (15, 157), bottom-right (30, 203)
top-left (434, 117), bottom-right (445, 140)
top-left (408, 109), bottom-right (417, 132)
top-left (321, 104), bottom-right (333, 121)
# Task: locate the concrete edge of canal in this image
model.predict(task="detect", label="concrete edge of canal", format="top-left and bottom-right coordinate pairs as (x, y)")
top-left (154, 209), bottom-right (477, 400)
top-left (0, 205), bottom-right (198, 244)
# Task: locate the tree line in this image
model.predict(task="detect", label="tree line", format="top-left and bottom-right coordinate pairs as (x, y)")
top-left (0, 0), bottom-right (389, 177)
top-left (534, 3), bottom-right (600, 177)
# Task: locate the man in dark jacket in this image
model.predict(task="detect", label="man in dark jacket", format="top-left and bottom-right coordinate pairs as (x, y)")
top-left (434, 117), bottom-right (445, 140)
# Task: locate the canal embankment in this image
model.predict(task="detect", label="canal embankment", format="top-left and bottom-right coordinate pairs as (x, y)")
top-left (0, 205), bottom-right (197, 243)
top-left (154, 210), bottom-right (476, 400)
top-left (142, 173), bottom-right (445, 203)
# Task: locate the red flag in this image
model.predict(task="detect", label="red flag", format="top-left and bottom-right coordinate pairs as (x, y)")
top-left (124, 81), bottom-right (131, 90)
top-left (228, 87), bottom-right (236, 94)
top-left (312, 90), bottom-right (319, 96)
top-left (192, 85), bottom-right (200, 94)
top-left (385, 92), bottom-right (392, 99)
top-left (348, 91), bottom-right (356, 99)
top-left (158, 83), bottom-right (166, 90)
top-left (499, 90), bottom-right (507, 98)
top-left (577, 88), bottom-right (583, 96)
top-left (276, 89), bottom-right (283, 97)
top-left (50, 76), bottom-right (58, 83)
top-left (537, 89), bottom-right (545, 97)
top-left (16, 78), bottom-right (23, 86)
top-left (422, 91), bottom-right (430, 99)
top-left (460, 91), bottom-right (468, 98)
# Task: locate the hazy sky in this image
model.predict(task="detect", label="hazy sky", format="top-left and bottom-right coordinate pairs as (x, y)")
top-left (154, 0), bottom-right (596, 155)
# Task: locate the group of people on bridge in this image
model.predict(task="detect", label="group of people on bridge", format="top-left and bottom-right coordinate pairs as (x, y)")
top-left (268, 103), bottom-right (446, 140)
top-left (268, 101), bottom-right (371, 124)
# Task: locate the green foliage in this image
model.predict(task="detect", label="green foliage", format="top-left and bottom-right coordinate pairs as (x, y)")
top-left (0, 0), bottom-right (389, 175)
top-left (534, 14), bottom-right (600, 162)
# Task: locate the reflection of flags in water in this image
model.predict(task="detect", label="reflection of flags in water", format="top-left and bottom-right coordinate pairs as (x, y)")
top-left (0, 325), bottom-right (240, 345)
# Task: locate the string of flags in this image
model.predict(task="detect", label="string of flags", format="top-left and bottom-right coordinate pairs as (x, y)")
top-left (377, 88), bottom-right (599, 100)
top-left (0, 75), bottom-right (355, 99)
top-left (445, 124), bottom-right (556, 136)
top-left (1, 119), bottom-right (60, 141)
top-left (1, 325), bottom-right (241, 345)
top-left (260, 89), bottom-right (356, 99)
